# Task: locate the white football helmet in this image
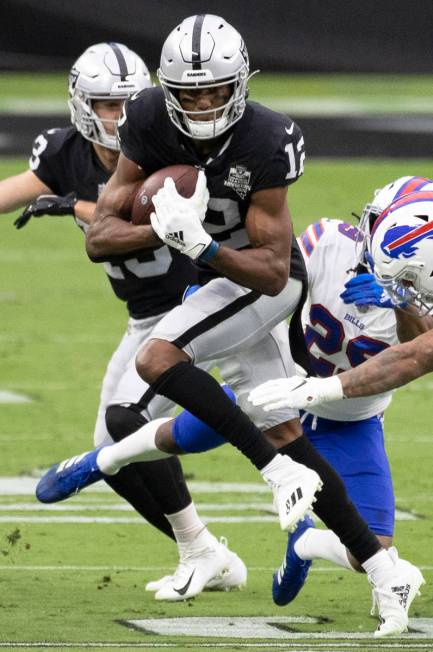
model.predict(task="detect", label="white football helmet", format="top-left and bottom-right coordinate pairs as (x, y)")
top-left (356, 176), bottom-right (433, 268)
top-left (68, 42), bottom-right (152, 150)
top-left (158, 14), bottom-right (252, 140)
top-left (369, 191), bottom-right (433, 314)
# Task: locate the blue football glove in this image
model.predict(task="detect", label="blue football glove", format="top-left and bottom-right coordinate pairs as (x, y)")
top-left (340, 273), bottom-right (396, 309)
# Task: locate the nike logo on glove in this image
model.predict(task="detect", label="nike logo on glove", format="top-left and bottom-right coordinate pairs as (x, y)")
top-left (173, 569), bottom-right (195, 596)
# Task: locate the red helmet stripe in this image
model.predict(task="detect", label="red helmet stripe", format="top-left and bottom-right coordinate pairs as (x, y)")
top-left (387, 219), bottom-right (433, 251)
top-left (396, 177), bottom-right (431, 197)
top-left (371, 192), bottom-right (433, 238)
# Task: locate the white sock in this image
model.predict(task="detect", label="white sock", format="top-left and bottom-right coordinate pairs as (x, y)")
top-left (294, 528), bottom-right (355, 571)
top-left (96, 417), bottom-right (172, 474)
top-left (165, 502), bottom-right (210, 553)
top-left (361, 548), bottom-right (394, 582)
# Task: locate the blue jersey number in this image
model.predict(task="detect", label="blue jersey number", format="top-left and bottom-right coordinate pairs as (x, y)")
top-left (305, 304), bottom-right (389, 376)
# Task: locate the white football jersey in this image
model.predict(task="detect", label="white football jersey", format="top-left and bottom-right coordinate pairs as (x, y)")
top-left (298, 218), bottom-right (398, 421)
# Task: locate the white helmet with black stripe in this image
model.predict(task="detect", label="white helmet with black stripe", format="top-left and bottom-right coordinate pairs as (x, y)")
top-left (158, 14), bottom-right (252, 140)
top-left (68, 42), bottom-right (152, 150)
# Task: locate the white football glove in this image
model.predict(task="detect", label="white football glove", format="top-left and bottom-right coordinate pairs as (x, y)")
top-left (248, 375), bottom-right (344, 411)
top-left (150, 170), bottom-right (212, 260)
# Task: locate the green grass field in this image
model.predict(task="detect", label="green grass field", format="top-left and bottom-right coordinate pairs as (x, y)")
top-left (1, 72), bottom-right (433, 651)
top-left (1, 158), bottom-right (433, 652)
top-left (2, 72), bottom-right (433, 115)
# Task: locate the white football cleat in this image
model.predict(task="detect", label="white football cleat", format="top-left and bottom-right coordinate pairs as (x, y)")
top-left (145, 537), bottom-right (247, 594)
top-left (261, 453), bottom-right (322, 531)
top-left (145, 574), bottom-right (173, 592)
top-left (153, 534), bottom-right (245, 601)
top-left (146, 544), bottom-right (247, 593)
top-left (204, 536), bottom-right (247, 591)
top-left (370, 557), bottom-right (425, 637)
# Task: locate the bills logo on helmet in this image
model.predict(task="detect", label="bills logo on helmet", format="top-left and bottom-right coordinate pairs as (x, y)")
top-left (381, 221), bottom-right (433, 259)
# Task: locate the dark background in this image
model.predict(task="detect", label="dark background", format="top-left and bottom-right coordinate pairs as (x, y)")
top-left (2, 0), bottom-right (433, 72)
top-left (2, 1), bottom-right (433, 157)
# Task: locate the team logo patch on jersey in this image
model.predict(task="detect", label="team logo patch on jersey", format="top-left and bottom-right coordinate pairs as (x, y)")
top-left (224, 164), bottom-right (252, 200)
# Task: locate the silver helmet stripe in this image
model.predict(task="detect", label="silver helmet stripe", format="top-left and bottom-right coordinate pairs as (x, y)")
top-left (108, 42), bottom-right (128, 80)
top-left (191, 14), bottom-right (205, 69)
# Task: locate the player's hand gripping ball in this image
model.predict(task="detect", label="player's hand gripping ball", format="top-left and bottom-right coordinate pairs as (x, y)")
top-left (131, 165), bottom-right (199, 225)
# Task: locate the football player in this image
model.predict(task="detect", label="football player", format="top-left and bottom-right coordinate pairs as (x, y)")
top-left (1, 42), bottom-right (246, 600)
top-left (249, 187), bottom-right (433, 406)
top-left (36, 15), bottom-right (424, 633)
top-left (268, 177), bottom-right (433, 609)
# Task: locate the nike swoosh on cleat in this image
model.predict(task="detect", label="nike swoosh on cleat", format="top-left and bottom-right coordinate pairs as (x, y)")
top-left (173, 570), bottom-right (195, 596)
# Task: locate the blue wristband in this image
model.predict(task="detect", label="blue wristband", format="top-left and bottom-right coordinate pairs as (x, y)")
top-left (199, 239), bottom-right (220, 263)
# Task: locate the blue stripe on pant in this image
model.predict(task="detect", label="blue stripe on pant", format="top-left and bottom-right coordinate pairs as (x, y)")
top-left (301, 412), bottom-right (395, 536)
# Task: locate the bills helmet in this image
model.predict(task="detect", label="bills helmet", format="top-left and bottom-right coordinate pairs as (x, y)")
top-left (356, 176), bottom-right (433, 268)
top-left (369, 191), bottom-right (433, 314)
top-left (68, 42), bottom-right (152, 150)
top-left (158, 14), bottom-right (251, 140)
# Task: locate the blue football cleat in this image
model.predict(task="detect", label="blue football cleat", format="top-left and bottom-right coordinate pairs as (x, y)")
top-left (272, 514), bottom-right (315, 606)
top-left (36, 449), bottom-right (104, 503)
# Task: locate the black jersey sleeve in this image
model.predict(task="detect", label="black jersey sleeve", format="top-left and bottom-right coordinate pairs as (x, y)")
top-left (117, 96), bottom-right (143, 164)
top-left (118, 88), bottom-right (160, 168)
top-left (253, 118), bottom-right (305, 192)
top-left (29, 128), bottom-right (70, 194)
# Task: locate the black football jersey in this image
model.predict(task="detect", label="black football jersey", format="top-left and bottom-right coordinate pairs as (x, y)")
top-left (30, 126), bottom-right (198, 318)
top-left (119, 87), bottom-right (306, 283)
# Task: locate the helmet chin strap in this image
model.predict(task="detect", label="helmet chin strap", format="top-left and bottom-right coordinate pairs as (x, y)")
top-left (93, 114), bottom-right (120, 150)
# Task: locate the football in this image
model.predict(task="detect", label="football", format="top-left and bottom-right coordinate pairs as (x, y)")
top-left (131, 164), bottom-right (199, 225)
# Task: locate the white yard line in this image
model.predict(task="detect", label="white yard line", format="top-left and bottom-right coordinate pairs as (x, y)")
top-left (0, 478), bottom-right (271, 495)
top-left (1, 564), bottom-right (432, 572)
top-left (0, 477), bottom-right (429, 500)
top-left (0, 391), bottom-right (33, 404)
top-left (0, 502), bottom-right (275, 512)
top-left (0, 515), bottom-right (280, 524)
top-left (0, 641), bottom-right (432, 649)
top-left (0, 501), bottom-right (417, 522)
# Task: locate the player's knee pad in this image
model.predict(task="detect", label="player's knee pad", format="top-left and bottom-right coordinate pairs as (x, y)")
top-left (172, 384), bottom-right (235, 453)
top-left (105, 404), bottom-right (147, 442)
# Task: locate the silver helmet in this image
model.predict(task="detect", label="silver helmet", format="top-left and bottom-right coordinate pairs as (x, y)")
top-left (68, 42), bottom-right (152, 150)
top-left (158, 14), bottom-right (251, 140)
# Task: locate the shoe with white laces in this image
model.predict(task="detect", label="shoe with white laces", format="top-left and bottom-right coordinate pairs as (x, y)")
top-left (146, 537), bottom-right (247, 594)
top-left (261, 454), bottom-right (322, 532)
top-left (204, 536), bottom-right (247, 591)
top-left (369, 557), bottom-right (425, 637)
top-left (35, 448), bottom-right (106, 503)
top-left (272, 514), bottom-right (315, 606)
top-left (154, 533), bottom-right (241, 601)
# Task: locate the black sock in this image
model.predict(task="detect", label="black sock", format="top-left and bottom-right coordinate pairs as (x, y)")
top-left (105, 469), bottom-right (175, 540)
top-left (279, 436), bottom-right (381, 564)
top-left (152, 361), bottom-right (276, 470)
top-left (103, 404), bottom-right (193, 538)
